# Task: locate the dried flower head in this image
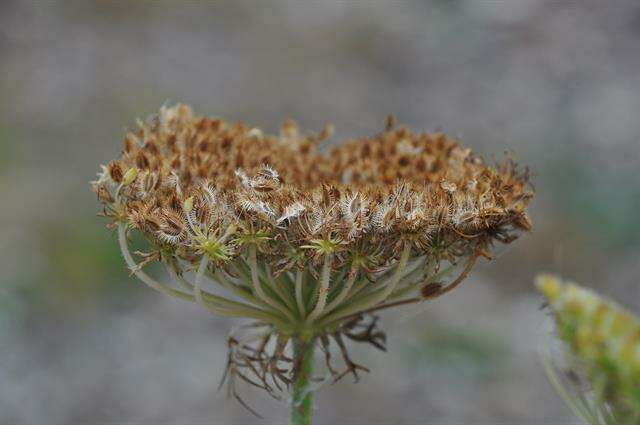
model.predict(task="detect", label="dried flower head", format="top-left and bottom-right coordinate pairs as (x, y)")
top-left (92, 104), bottom-right (533, 415)
top-left (537, 275), bottom-right (640, 422)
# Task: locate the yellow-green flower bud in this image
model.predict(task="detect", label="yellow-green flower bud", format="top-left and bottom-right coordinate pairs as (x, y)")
top-left (537, 275), bottom-right (640, 418)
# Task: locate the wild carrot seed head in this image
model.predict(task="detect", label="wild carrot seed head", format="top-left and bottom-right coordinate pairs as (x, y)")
top-left (92, 103), bottom-right (532, 272)
top-left (92, 104), bottom-right (535, 402)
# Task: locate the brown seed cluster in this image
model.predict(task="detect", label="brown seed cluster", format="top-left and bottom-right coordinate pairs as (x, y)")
top-left (92, 104), bottom-right (532, 272)
top-left (92, 105), bottom-right (534, 415)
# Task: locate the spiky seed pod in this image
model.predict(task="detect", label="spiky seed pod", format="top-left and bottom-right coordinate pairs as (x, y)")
top-left (537, 275), bottom-right (640, 422)
top-left (92, 104), bottom-right (533, 414)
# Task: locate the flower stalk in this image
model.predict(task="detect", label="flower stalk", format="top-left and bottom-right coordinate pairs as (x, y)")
top-left (316, 243), bottom-right (411, 328)
top-left (248, 245), bottom-right (297, 323)
top-left (291, 338), bottom-right (316, 425)
top-left (306, 254), bottom-right (334, 322)
top-left (295, 269), bottom-right (306, 318)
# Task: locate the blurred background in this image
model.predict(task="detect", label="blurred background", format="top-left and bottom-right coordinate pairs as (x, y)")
top-left (1, 1), bottom-right (639, 423)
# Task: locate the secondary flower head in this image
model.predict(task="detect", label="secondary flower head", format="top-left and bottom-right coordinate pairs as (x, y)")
top-left (537, 275), bottom-right (640, 420)
top-left (92, 104), bottom-right (532, 406)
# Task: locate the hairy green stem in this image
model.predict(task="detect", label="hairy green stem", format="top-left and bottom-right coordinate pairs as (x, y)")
top-left (291, 338), bottom-right (315, 425)
top-left (295, 269), bottom-right (306, 318)
top-left (388, 262), bottom-right (452, 300)
top-left (118, 223), bottom-right (193, 302)
top-left (248, 245), bottom-right (297, 322)
top-left (263, 264), bottom-right (298, 312)
top-left (165, 260), bottom-right (194, 291)
top-left (194, 255), bottom-right (209, 307)
top-left (323, 262), bottom-right (358, 314)
top-left (307, 254), bottom-right (333, 322)
top-left (316, 244), bottom-right (411, 326)
top-left (118, 224), bottom-right (286, 325)
top-left (342, 278), bottom-right (369, 303)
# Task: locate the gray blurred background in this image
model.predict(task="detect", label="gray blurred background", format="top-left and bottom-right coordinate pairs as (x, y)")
top-left (1, 1), bottom-right (639, 423)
